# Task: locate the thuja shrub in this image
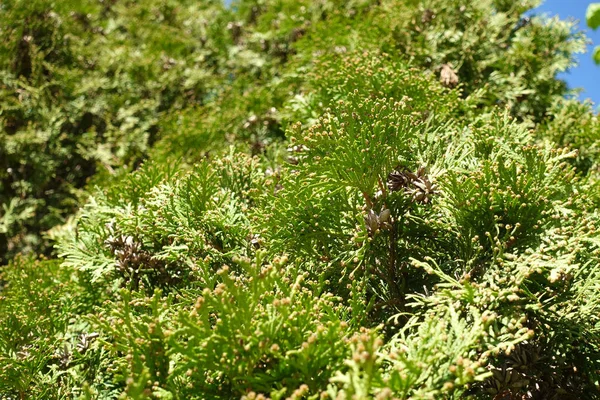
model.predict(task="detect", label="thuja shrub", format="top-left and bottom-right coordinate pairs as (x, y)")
top-left (2, 52), bottom-right (593, 399)
top-left (256, 54), bottom-right (600, 396)
top-left (0, 0), bottom-right (586, 264)
top-left (3, 1), bottom-right (600, 399)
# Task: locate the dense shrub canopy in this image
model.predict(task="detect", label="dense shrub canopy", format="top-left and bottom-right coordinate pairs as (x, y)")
top-left (1, 0), bottom-right (600, 399)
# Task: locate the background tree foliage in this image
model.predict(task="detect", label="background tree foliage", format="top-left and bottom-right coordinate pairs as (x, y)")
top-left (1, 0), bottom-right (600, 399)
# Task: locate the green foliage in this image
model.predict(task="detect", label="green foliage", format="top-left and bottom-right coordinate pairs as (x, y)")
top-left (589, 3), bottom-right (600, 30)
top-left (0, 257), bottom-right (113, 399)
top-left (540, 98), bottom-right (600, 174)
top-left (0, 0), bottom-right (232, 262)
top-left (377, 0), bottom-right (587, 121)
top-left (58, 152), bottom-right (263, 289)
top-left (0, 0), bottom-right (588, 262)
top-left (2, 0), bottom-right (600, 399)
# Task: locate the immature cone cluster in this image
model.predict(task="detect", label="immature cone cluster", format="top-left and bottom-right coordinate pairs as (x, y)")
top-left (440, 64), bottom-right (459, 88)
top-left (364, 208), bottom-right (391, 236)
top-left (105, 234), bottom-right (167, 282)
top-left (387, 166), bottom-right (437, 204)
